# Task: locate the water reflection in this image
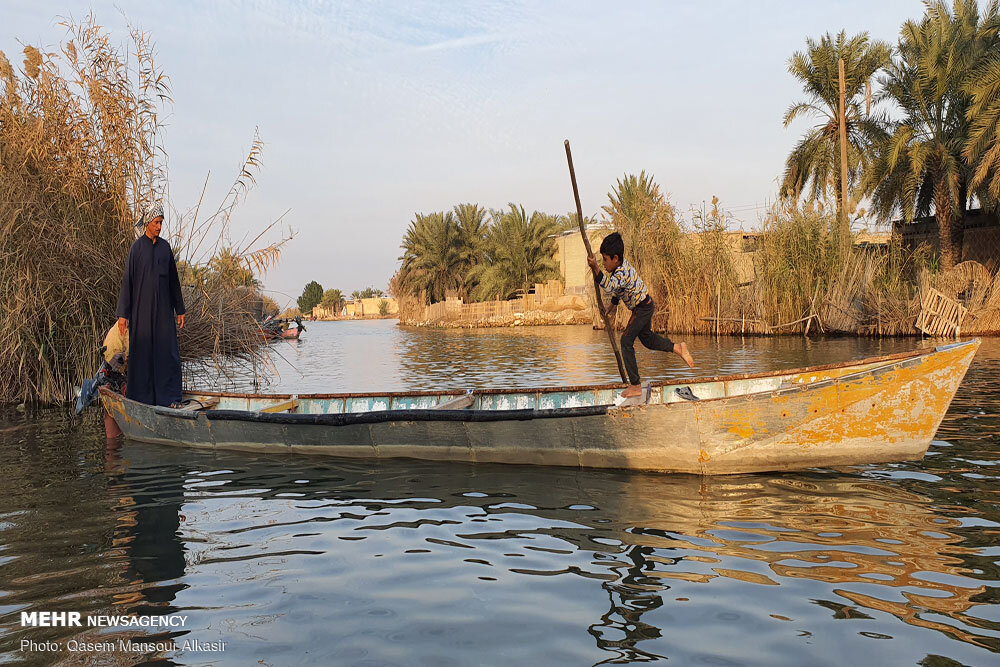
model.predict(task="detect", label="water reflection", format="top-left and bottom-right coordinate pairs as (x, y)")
top-left (2, 334), bottom-right (998, 665)
top-left (112, 446), bottom-right (187, 613)
top-left (0, 422), bottom-right (187, 663)
top-left (588, 544), bottom-right (668, 663)
top-left (8, 439), bottom-right (997, 665)
top-left (239, 320), bottom-right (926, 394)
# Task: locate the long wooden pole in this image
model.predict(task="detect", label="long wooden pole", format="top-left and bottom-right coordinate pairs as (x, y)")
top-left (838, 58), bottom-right (850, 244)
top-left (564, 140), bottom-right (628, 382)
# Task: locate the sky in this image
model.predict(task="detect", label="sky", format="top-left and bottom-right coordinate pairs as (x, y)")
top-left (4, 1), bottom-right (927, 307)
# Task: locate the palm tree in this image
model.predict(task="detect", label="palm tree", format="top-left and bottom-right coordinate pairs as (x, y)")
top-left (868, 0), bottom-right (995, 270)
top-left (468, 204), bottom-right (560, 301)
top-left (602, 172), bottom-right (682, 280)
top-left (558, 211), bottom-right (597, 232)
top-left (321, 288), bottom-right (344, 312)
top-left (781, 31), bottom-right (892, 236)
top-left (398, 211), bottom-right (462, 303)
top-left (964, 2), bottom-right (1000, 205)
top-left (209, 247), bottom-right (260, 287)
top-left (452, 203), bottom-right (488, 299)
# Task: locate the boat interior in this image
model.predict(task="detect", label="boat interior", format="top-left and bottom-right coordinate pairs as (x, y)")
top-left (176, 347), bottom-right (931, 415)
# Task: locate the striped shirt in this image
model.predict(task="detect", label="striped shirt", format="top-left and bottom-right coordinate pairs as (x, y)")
top-left (599, 259), bottom-right (649, 310)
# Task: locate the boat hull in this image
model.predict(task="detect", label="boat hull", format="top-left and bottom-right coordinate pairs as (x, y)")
top-left (100, 340), bottom-right (980, 474)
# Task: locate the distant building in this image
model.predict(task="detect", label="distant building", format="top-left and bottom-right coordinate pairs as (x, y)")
top-left (552, 223), bottom-right (763, 288)
top-left (340, 297), bottom-right (398, 318)
top-left (551, 222), bottom-right (614, 295)
top-left (893, 209), bottom-right (999, 270)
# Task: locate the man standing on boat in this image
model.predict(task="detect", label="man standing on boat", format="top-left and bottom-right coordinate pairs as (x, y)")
top-left (115, 201), bottom-right (187, 408)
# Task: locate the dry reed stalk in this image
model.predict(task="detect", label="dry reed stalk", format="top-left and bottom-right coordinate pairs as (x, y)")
top-left (0, 17), bottom-right (289, 404)
top-left (603, 181), bottom-right (933, 337)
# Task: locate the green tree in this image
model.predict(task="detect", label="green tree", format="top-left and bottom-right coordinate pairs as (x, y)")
top-left (868, 0), bottom-right (997, 270)
top-left (297, 280), bottom-right (323, 313)
top-left (559, 211), bottom-right (599, 232)
top-left (208, 247), bottom-right (260, 288)
top-left (467, 204), bottom-right (560, 301)
top-left (452, 203), bottom-right (489, 299)
top-left (321, 288), bottom-right (344, 311)
top-left (963, 1), bottom-right (1000, 205)
top-left (603, 172), bottom-right (682, 267)
top-left (261, 295), bottom-right (280, 317)
top-left (398, 211), bottom-right (462, 303)
top-left (781, 31), bottom-right (892, 238)
top-left (176, 260), bottom-right (210, 288)
top-left (358, 286), bottom-right (384, 299)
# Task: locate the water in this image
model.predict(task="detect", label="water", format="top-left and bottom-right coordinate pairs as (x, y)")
top-left (2, 322), bottom-right (998, 666)
top-left (254, 320), bottom-right (927, 393)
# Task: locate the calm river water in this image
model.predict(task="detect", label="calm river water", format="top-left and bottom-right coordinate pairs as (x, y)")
top-left (1, 321), bottom-right (998, 666)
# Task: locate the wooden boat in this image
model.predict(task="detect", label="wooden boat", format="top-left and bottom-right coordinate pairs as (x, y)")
top-left (258, 317), bottom-right (305, 341)
top-left (100, 339), bottom-right (980, 475)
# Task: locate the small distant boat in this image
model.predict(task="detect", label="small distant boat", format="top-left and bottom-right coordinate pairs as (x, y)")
top-left (259, 316), bottom-right (305, 341)
top-left (100, 340), bottom-right (980, 475)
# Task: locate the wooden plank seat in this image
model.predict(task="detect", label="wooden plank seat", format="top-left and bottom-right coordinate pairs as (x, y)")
top-left (259, 398), bottom-right (299, 414)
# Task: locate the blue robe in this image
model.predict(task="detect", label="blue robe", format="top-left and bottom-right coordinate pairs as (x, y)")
top-left (116, 235), bottom-right (185, 406)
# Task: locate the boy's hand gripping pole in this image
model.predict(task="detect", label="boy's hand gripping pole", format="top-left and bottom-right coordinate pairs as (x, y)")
top-left (564, 140), bottom-right (628, 383)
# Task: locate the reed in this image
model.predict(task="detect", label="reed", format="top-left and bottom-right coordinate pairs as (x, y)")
top-left (604, 175), bottom-right (935, 337)
top-left (0, 17), bottom-right (287, 404)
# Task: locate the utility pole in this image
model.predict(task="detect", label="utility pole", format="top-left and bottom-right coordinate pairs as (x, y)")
top-left (838, 58), bottom-right (850, 247)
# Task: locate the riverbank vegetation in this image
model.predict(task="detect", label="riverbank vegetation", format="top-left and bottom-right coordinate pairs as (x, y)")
top-left (395, 203), bottom-right (582, 305)
top-left (296, 283), bottom-right (385, 315)
top-left (608, 178), bottom-right (932, 336)
top-left (0, 18), bottom-right (288, 403)
top-left (392, 0), bottom-right (1000, 335)
top-left (783, 0), bottom-right (1000, 273)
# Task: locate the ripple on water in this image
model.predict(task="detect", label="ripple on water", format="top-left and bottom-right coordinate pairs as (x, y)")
top-left (1, 333), bottom-right (999, 665)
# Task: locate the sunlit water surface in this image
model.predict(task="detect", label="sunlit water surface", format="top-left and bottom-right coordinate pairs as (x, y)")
top-left (1, 322), bottom-right (998, 665)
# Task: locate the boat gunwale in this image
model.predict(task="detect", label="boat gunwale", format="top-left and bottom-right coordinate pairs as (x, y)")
top-left (99, 343), bottom-right (946, 428)
top-left (203, 404), bottom-right (611, 425)
top-left (180, 344), bottom-right (942, 401)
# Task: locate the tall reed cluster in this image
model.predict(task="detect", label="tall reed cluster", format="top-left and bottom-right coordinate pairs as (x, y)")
top-left (0, 18), bottom-right (285, 404)
top-left (603, 174), bottom-right (935, 336)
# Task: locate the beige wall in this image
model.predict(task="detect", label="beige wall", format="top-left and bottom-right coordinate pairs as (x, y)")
top-left (358, 297), bottom-right (398, 315)
top-left (313, 297), bottom-right (398, 318)
top-left (554, 225), bottom-right (764, 288)
top-left (554, 223), bottom-right (613, 295)
top-left (895, 211), bottom-right (1000, 272)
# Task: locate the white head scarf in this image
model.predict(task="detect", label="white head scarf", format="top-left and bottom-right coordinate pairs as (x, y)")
top-left (137, 201), bottom-right (164, 229)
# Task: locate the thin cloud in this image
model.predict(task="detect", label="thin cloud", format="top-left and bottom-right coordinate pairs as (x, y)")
top-left (413, 32), bottom-right (505, 53)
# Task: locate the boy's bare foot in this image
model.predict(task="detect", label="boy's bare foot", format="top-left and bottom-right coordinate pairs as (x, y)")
top-left (621, 384), bottom-right (643, 398)
top-left (676, 342), bottom-right (695, 369)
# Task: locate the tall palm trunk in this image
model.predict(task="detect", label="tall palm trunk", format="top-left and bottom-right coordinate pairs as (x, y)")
top-left (933, 173), bottom-right (956, 271)
top-left (833, 163), bottom-right (844, 234)
top-left (832, 153), bottom-right (850, 251)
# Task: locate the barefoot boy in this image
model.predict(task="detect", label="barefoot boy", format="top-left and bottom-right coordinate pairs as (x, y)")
top-left (587, 232), bottom-right (695, 398)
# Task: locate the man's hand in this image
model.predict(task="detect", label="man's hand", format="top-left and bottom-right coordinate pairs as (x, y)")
top-left (586, 254), bottom-right (600, 275)
top-left (117, 317), bottom-right (128, 336)
top-left (177, 314), bottom-right (185, 330)
top-left (604, 305), bottom-right (618, 321)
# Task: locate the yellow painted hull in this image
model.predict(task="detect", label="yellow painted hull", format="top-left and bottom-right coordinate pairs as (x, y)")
top-left (102, 340), bottom-right (980, 474)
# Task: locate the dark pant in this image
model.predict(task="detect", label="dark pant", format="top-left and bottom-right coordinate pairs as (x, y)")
top-left (621, 298), bottom-right (674, 385)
